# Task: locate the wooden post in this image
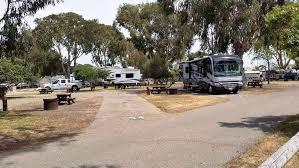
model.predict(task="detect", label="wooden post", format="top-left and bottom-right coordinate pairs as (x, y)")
top-left (146, 87), bottom-right (151, 95)
top-left (1, 96), bottom-right (7, 112)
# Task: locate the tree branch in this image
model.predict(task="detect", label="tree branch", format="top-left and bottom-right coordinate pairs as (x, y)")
top-left (0, 0), bottom-right (12, 23)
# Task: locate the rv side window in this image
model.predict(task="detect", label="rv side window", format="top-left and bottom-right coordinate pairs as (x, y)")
top-left (61, 80), bottom-right (66, 84)
top-left (116, 74), bottom-right (121, 78)
top-left (126, 73), bottom-right (134, 78)
top-left (185, 67), bottom-right (189, 73)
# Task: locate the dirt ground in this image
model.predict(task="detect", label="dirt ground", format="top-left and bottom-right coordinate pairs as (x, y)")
top-left (0, 90), bottom-right (102, 151)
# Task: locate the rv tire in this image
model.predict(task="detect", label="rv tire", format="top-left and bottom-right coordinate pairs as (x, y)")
top-left (232, 88), bottom-right (239, 94)
top-left (208, 85), bottom-right (216, 95)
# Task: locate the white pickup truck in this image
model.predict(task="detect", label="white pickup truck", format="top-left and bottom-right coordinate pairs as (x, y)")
top-left (42, 79), bottom-right (82, 91)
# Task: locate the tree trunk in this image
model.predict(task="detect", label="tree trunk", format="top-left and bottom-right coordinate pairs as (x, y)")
top-left (66, 63), bottom-right (71, 79)
top-left (267, 59), bottom-right (270, 85)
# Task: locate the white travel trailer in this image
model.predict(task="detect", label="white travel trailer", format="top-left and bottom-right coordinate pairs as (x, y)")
top-left (180, 54), bottom-right (243, 94)
top-left (105, 67), bottom-right (143, 88)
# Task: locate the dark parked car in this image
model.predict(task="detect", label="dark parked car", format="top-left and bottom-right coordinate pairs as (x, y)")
top-left (16, 83), bottom-right (30, 89)
top-left (284, 72), bottom-right (298, 81)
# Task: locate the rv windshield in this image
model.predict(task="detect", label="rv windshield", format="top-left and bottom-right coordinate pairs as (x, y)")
top-left (214, 60), bottom-right (241, 77)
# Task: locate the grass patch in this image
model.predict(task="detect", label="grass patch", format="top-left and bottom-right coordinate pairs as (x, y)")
top-left (139, 93), bottom-right (227, 113)
top-left (271, 81), bottom-right (299, 87)
top-left (224, 115), bottom-right (299, 168)
top-left (240, 87), bottom-right (282, 95)
top-left (0, 95), bottom-right (102, 151)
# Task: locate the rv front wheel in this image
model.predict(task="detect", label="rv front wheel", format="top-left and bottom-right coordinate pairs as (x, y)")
top-left (232, 88), bottom-right (239, 94)
top-left (208, 85), bottom-right (215, 94)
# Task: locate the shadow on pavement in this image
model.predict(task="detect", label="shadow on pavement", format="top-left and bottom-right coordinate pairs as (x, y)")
top-left (0, 133), bottom-right (79, 162)
top-left (218, 115), bottom-right (287, 133)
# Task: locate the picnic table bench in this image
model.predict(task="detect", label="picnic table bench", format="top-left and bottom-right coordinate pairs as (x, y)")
top-left (39, 88), bottom-right (53, 94)
top-left (56, 93), bottom-right (76, 105)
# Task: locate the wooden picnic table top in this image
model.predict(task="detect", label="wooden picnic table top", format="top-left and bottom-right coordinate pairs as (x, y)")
top-left (56, 93), bottom-right (71, 97)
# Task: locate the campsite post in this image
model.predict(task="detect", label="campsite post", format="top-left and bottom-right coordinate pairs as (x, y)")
top-left (0, 85), bottom-right (8, 112)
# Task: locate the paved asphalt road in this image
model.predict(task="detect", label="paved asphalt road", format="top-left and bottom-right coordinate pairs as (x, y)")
top-left (0, 87), bottom-right (298, 168)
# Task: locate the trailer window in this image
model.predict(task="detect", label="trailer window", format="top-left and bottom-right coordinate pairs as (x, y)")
top-left (116, 74), bottom-right (121, 78)
top-left (61, 80), bottom-right (66, 84)
top-left (126, 73), bottom-right (134, 78)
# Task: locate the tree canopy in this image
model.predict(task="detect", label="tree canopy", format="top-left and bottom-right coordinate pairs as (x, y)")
top-left (115, 2), bottom-right (193, 79)
top-left (265, 3), bottom-right (299, 64)
top-left (0, 0), bottom-right (61, 59)
top-left (34, 12), bottom-right (91, 78)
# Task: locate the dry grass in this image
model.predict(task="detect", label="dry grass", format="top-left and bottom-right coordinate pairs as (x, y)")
top-left (139, 93), bottom-right (227, 113)
top-left (224, 115), bottom-right (299, 168)
top-left (0, 95), bottom-right (102, 151)
top-left (240, 87), bottom-right (283, 95)
top-left (270, 81), bottom-right (299, 87)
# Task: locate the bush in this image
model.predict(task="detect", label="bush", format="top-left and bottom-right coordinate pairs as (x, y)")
top-left (0, 59), bottom-right (39, 83)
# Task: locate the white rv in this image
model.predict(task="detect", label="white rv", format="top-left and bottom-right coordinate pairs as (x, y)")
top-left (180, 54), bottom-right (243, 94)
top-left (105, 67), bottom-right (143, 88)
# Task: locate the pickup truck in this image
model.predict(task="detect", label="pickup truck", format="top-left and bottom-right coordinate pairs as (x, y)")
top-left (42, 79), bottom-right (82, 91)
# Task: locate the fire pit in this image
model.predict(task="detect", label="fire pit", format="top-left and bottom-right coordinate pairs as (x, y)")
top-left (43, 98), bottom-right (59, 110)
top-left (167, 88), bottom-right (178, 95)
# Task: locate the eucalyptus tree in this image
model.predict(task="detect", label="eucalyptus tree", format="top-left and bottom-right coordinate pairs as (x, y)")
top-left (34, 12), bottom-right (90, 78)
top-left (182, 0), bottom-right (289, 58)
top-left (83, 20), bottom-right (127, 67)
top-left (115, 2), bottom-right (193, 79)
top-left (0, 0), bottom-right (61, 59)
top-left (262, 3), bottom-right (299, 69)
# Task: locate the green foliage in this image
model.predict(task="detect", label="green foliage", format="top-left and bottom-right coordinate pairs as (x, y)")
top-left (0, 0), bottom-right (61, 58)
top-left (116, 2), bottom-right (193, 63)
top-left (123, 42), bottom-right (147, 69)
top-left (73, 65), bottom-right (98, 83)
top-left (84, 20), bottom-right (127, 67)
top-left (0, 59), bottom-right (39, 83)
top-left (96, 69), bottom-right (110, 80)
top-left (116, 2), bottom-right (193, 80)
top-left (254, 3), bottom-right (298, 69)
top-left (186, 51), bottom-right (207, 61)
top-left (186, 0), bottom-right (288, 57)
top-left (74, 65), bottom-right (110, 83)
top-left (34, 12), bottom-right (90, 77)
top-left (265, 3), bottom-right (299, 61)
top-left (142, 56), bottom-right (171, 80)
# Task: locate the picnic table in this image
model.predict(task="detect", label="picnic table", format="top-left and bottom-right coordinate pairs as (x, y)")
top-left (56, 93), bottom-right (75, 105)
top-left (151, 86), bottom-right (167, 94)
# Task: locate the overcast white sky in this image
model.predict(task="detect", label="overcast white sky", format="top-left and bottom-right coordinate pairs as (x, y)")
top-left (0, 0), bottom-right (253, 68)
